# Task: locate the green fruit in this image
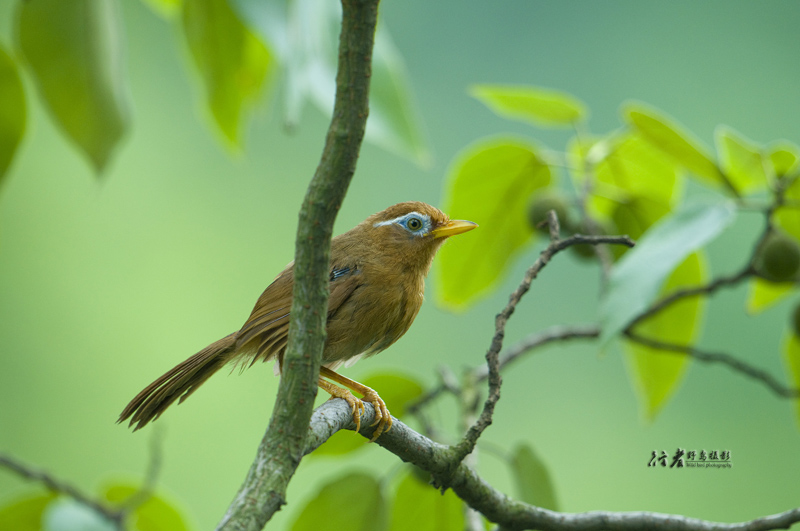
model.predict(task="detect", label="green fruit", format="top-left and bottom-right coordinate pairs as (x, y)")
top-left (527, 192), bottom-right (570, 233)
top-left (793, 303), bottom-right (800, 338)
top-left (758, 233), bottom-right (800, 282)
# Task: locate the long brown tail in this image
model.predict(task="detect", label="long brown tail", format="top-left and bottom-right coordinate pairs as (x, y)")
top-left (118, 333), bottom-right (237, 430)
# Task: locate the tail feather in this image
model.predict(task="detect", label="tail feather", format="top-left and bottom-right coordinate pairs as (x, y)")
top-left (118, 333), bottom-right (237, 430)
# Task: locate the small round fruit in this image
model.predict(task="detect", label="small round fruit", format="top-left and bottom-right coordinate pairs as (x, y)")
top-left (758, 233), bottom-right (800, 282)
top-left (527, 192), bottom-right (570, 233)
top-left (792, 303), bottom-right (800, 338)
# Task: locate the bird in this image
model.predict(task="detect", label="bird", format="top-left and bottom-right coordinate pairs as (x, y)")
top-left (118, 201), bottom-right (477, 441)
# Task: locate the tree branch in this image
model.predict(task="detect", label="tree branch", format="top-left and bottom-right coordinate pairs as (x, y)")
top-left (304, 400), bottom-right (800, 531)
top-left (217, 1), bottom-right (379, 529)
top-left (450, 212), bottom-right (634, 465)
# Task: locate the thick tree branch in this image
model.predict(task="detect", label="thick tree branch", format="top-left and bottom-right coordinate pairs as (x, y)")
top-left (305, 400), bottom-right (800, 531)
top-left (217, 1), bottom-right (378, 529)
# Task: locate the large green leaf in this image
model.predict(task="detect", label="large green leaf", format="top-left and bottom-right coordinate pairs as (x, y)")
top-left (388, 472), bottom-right (463, 531)
top-left (471, 84), bottom-right (586, 127)
top-left (0, 43), bottom-right (25, 185)
top-left (140, 0), bottom-right (182, 18)
top-left (103, 484), bottom-right (190, 531)
top-left (510, 443), bottom-right (559, 511)
top-left (600, 201), bottom-right (736, 344)
top-left (16, 0), bottom-right (130, 173)
top-left (231, 0), bottom-right (428, 164)
top-left (623, 252), bottom-right (706, 420)
top-left (0, 492), bottom-right (56, 531)
top-left (182, 0), bottom-right (272, 147)
top-left (746, 277), bottom-right (794, 314)
top-left (292, 473), bottom-right (385, 531)
top-left (783, 331), bottom-right (800, 428)
top-left (715, 125), bottom-right (768, 194)
top-left (623, 103), bottom-right (727, 191)
top-left (436, 138), bottom-right (551, 309)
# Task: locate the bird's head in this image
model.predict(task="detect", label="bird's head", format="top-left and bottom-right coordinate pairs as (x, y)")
top-left (351, 201), bottom-right (477, 274)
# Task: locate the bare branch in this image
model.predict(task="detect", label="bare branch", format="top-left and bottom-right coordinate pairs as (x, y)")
top-left (305, 400), bottom-right (800, 531)
top-left (625, 331), bottom-right (800, 399)
top-left (0, 453), bottom-right (124, 529)
top-left (451, 211), bottom-right (635, 465)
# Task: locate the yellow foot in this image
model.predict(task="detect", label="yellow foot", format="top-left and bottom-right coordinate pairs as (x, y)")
top-left (318, 377), bottom-right (366, 433)
top-left (361, 388), bottom-right (392, 442)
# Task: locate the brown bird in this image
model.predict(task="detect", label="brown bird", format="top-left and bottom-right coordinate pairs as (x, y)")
top-left (119, 202), bottom-right (476, 440)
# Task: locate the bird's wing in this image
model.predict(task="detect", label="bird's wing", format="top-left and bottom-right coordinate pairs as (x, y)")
top-left (235, 264), bottom-right (362, 368)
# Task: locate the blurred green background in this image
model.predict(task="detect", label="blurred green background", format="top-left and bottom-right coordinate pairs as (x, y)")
top-left (2, 1), bottom-right (800, 529)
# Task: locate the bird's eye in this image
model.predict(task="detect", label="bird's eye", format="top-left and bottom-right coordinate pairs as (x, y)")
top-left (405, 217), bottom-right (423, 231)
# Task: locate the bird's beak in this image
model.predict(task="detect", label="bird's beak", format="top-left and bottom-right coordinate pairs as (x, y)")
top-left (431, 219), bottom-right (478, 239)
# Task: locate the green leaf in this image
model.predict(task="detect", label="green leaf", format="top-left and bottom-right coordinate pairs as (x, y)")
top-left (600, 201), bottom-right (736, 344)
top-left (746, 277), bottom-right (794, 314)
top-left (623, 103), bottom-right (727, 191)
top-left (182, 0), bottom-right (272, 147)
top-left (292, 473), bottom-right (385, 531)
top-left (361, 372), bottom-right (424, 418)
top-left (623, 252), bottom-right (706, 420)
top-left (0, 43), bottom-right (26, 184)
top-left (776, 175), bottom-right (800, 242)
top-left (368, 27), bottom-right (431, 165)
top-left (471, 84), bottom-right (586, 127)
top-left (103, 484), bottom-right (190, 531)
top-left (768, 142), bottom-right (800, 178)
top-left (0, 492), bottom-right (56, 530)
top-left (43, 498), bottom-right (115, 531)
top-left (510, 444), bottom-right (559, 510)
top-left (436, 138), bottom-right (551, 309)
top-left (389, 472), bottom-right (463, 531)
top-left (16, 0), bottom-right (130, 173)
top-left (715, 125), bottom-right (768, 194)
top-left (312, 428), bottom-right (367, 457)
top-left (783, 332), bottom-right (800, 428)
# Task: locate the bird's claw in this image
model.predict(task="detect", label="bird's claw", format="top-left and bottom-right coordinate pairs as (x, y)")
top-left (362, 389), bottom-right (392, 442)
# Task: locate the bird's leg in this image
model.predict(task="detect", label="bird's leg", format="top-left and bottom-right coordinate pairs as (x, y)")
top-left (317, 377), bottom-right (365, 434)
top-left (319, 366), bottom-right (392, 441)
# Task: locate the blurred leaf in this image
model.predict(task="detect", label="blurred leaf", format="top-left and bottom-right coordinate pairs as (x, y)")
top-left (0, 492), bottom-right (56, 530)
top-left (600, 201), bottom-right (736, 344)
top-left (437, 138), bottom-right (551, 309)
top-left (510, 443), bottom-right (559, 510)
top-left (783, 332), bottom-right (800, 428)
top-left (368, 27), bottom-right (431, 165)
top-left (43, 498), bottom-right (115, 531)
top-left (768, 142), bottom-right (800, 178)
top-left (231, 0), bottom-right (428, 164)
top-left (103, 484), bottom-right (190, 531)
top-left (389, 472), bottom-right (463, 531)
top-left (715, 125), bottom-right (767, 194)
top-left (611, 196), bottom-right (671, 241)
top-left (623, 103), bottom-right (727, 191)
top-left (776, 176), bottom-right (800, 242)
top-left (16, 0), bottom-right (130, 173)
top-left (746, 277), bottom-right (794, 314)
top-left (182, 0), bottom-right (272, 147)
top-left (624, 252), bottom-right (706, 420)
top-left (471, 84), bottom-right (586, 127)
top-left (361, 372), bottom-right (424, 418)
top-left (140, 0), bottom-right (182, 18)
top-left (0, 43), bottom-right (26, 184)
top-left (292, 473), bottom-right (385, 531)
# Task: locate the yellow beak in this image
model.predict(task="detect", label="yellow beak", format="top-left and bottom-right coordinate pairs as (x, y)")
top-left (431, 219), bottom-right (478, 239)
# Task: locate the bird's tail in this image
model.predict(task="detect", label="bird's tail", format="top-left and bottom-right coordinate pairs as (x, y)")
top-left (118, 333), bottom-right (237, 430)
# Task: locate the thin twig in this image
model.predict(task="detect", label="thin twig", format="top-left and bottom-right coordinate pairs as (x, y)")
top-left (625, 331), bottom-right (800, 399)
top-left (0, 453), bottom-right (124, 528)
top-left (450, 211), bottom-right (635, 465)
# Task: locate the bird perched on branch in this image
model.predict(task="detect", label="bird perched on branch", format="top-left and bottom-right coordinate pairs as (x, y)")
top-left (119, 202), bottom-right (477, 441)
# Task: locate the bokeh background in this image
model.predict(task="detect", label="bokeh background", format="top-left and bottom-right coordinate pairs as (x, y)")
top-left (2, 1), bottom-right (800, 529)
